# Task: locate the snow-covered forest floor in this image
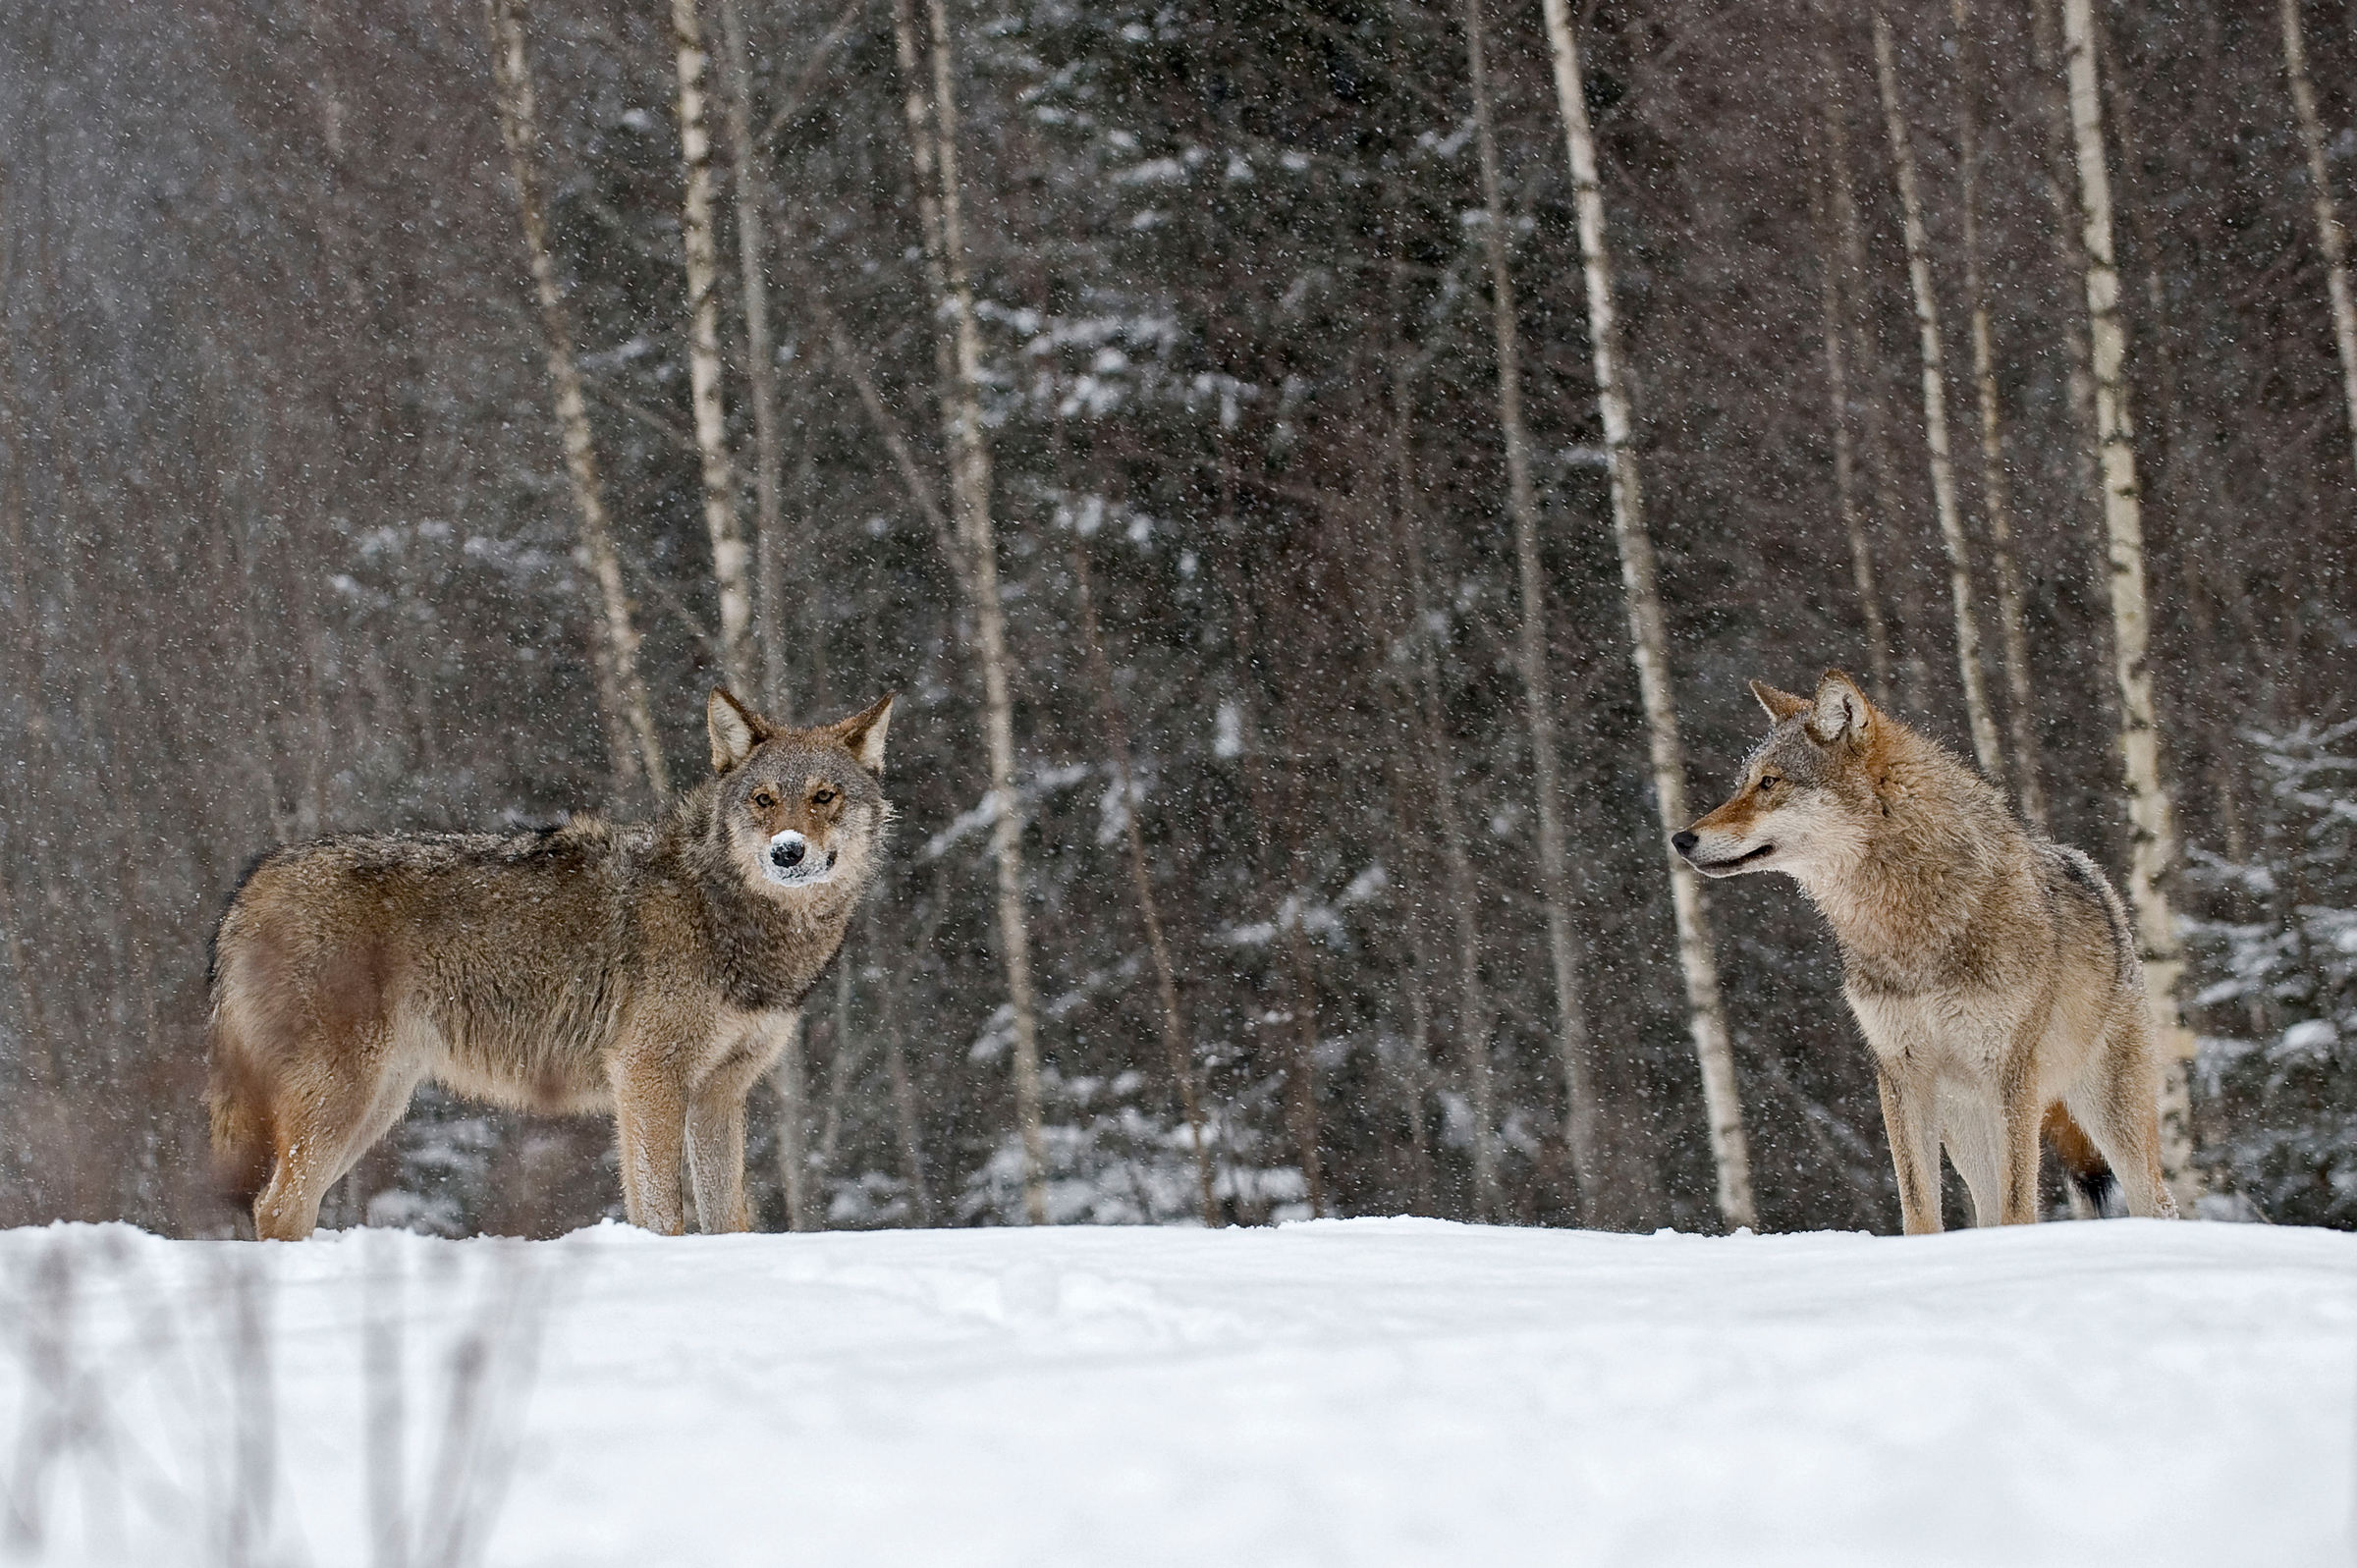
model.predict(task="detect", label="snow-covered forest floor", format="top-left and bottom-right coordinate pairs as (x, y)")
top-left (2, 1218), bottom-right (2348, 1566)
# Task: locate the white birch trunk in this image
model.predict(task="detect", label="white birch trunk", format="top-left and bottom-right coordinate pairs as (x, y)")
top-left (1818, 9), bottom-right (1908, 706)
top-left (1953, 0), bottom-right (2046, 828)
top-left (2062, 0), bottom-right (2202, 1206)
top-left (2281, 0), bottom-right (2357, 485)
top-left (890, 0), bottom-right (1048, 1223)
top-left (1460, 0), bottom-right (1586, 1219)
top-left (1813, 39), bottom-right (1892, 703)
top-left (1872, 10), bottom-right (2004, 784)
top-left (668, 0), bottom-right (753, 695)
top-left (2029, 0), bottom-right (2108, 559)
top-left (1541, 0), bottom-right (1756, 1231)
top-left (716, 0), bottom-right (794, 715)
top-left (484, 0), bottom-right (670, 802)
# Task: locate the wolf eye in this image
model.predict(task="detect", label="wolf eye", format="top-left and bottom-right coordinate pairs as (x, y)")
top-left (751, 790), bottom-right (776, 809)
top-left (1756, 776), bottom-right (1779, 793)
top-left (812, 788), bottom-right (836, 805)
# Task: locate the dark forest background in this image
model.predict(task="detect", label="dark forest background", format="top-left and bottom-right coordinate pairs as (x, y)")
top-left (1, 0), bottom-right (2351, 1237)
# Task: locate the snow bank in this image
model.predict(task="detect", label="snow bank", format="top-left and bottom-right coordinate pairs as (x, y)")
top-left (2, 1217), bottom-right (2349, 1566)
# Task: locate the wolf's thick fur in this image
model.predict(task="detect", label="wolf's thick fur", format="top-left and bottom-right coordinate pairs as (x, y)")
top-left (1674, 671), bottom-right (2176, 1232)
top-left (206, 688), bottom-right (893, 1240)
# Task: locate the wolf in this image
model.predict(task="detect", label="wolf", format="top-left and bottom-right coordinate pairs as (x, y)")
top-left (1672, 670), bottom-right (2176, 1232)
top-left (207, 687), bottom-right (894, 1240)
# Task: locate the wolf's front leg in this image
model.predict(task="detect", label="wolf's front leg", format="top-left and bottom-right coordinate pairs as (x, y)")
top-left (613, 1057), bottom-right (689, 1235)
top-left (685, 1045), bottom-right (776, 1233)
top-left (685, 1093), bottom-right (749, 1233)
top-left (1874, 1064), bottom-right (1945, 1235)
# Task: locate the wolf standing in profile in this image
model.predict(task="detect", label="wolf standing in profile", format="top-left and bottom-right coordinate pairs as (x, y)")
top-left (207, 688), bottom-right (894, 1240)
top-left (1673, 670), bottom-right (2177, 1232)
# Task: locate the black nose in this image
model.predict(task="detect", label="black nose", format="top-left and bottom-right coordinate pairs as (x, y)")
top-left (1672, 831), bottom-right (1699, 856)
top-left (771, 839), bottom-right (805, 868)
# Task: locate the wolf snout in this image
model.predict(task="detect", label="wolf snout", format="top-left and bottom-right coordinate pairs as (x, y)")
top-left (769, 832), bottom-right (807, 870)
top-left (1672, 830), bottom-right (1700, 858)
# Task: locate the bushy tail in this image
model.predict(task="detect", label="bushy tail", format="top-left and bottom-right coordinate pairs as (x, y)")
top-left (205, 1016), bottom-right (274, 1211)
top-left (2041, 1103), bottom-right (2116, 1217)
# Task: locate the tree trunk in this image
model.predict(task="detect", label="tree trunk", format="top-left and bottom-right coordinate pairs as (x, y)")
top-left (1872, 10), bottom-right (2005, 785)
top-left (1068, 531), bottom-right (1218, 1226)
top-left (2061, 0), bottom-right (2202, 1207)
top-left (668, 0), bottom-right (753, 695)
top-left (1275, 719), bottom-right (1330, 1220)
top-left (1208, 507), bottom-right (1329, 1220)
top-left (2281, 0), bottom-right (2357, 486)
top-left (483, 0), bottom-right (669, 803)
top-left (707, 0), bottom-right (813, 1230)
top-left (716, 0), bottom-right (794, 715)
top-left (1810, 58), bottom-right (1892, 706)
top-left (771, 1011), bottom-right (813, 1229)
top-left (1819, 17), bottom-right (1915, 710)
top-left (2029, 0), bottom-right (2107, 580)
top-left (868, 915), bottom-right (936, 1227)
top-left (1952, 0), bottom-right (2045, 827)
top-left (1391, 376), bottom-right (1503, 1222)
top-left (1459, 0), bottom-right (1577, 1220)
top-left (1382, 736), bottom-right (1442, 1219)
top-left (817, 961), bottom-right (860, 1171)
top-left (889, 0), bottom-right (1048, 1223)
top-left (1541, 0), bottom-right (1757, 1231)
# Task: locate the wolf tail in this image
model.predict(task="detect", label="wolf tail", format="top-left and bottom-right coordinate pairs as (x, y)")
top-left (205, 1011), bottom-right (275, 1210)
top-left (2041, 1103), bottom-right (2116, 1217)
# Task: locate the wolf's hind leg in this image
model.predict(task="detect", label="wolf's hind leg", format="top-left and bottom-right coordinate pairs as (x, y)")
top-left (1875, 1064), bottom-right (1945, 1234)
top-left (252, 1041), bottom-right (408, 1241)
top-left (1999, 1075), bottom-right (2044, 1224)
top-left (2072, 1013), bottom-right (2179, 1220)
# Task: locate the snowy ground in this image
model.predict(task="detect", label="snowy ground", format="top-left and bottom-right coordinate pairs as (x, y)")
top-left (1, 1217), bottom-right (2350, 1567)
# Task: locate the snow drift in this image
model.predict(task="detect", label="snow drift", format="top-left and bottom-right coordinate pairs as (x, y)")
top-left (1, 1217), bottom-right (2348, 1566)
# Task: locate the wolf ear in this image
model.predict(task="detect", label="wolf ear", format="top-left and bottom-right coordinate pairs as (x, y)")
top-left (1749, 679), bottom-right (1811, 724)
top-left (707, 687), bottom-right (771, 774)
top-left (825, 693), bottom-right (895, 775)
top-left (1805, 669), bottom-right (1872, 747)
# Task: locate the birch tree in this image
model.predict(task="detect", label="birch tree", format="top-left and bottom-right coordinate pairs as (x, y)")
top-left (1816, 6), bottom-right (1907, 706)
top-left (1459, 0), bottom-right (1593, 1218)
top-left (2061, 0), bottom-right (2202, 1203)
top-left (890, 0), bottom-right (1048, 1223)
top-left (2029, 0), bottom-right (2105, 531)
top-left (483, 0), bottom-right (669, 801)
top-left (699, 0), bottom-right (822, 1230)
top-left (716, 0), bottom-right (794, 712)
top-left (2280, 0), bottom-right (2357, 485)
top-left (1952, 0), bottom-right (2044, 826)
top-left (1872, 10), bottom-right (2004, 784)
top-left (668, 0), bottom-right (754, 694)
top-left (1812, 34), bottom-right (1891, 702)
top-left (1541, 0), bottom-right (1755, 1230)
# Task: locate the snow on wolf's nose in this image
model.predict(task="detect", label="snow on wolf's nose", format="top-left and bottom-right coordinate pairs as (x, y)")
top-left (769, 831), bottom-right (807, 869)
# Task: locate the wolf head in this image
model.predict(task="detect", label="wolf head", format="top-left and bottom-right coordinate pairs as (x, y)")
top-left (706, 687), bottom-right (895, 896)
top-left (1672, 670), bottom-right (1884, 882)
